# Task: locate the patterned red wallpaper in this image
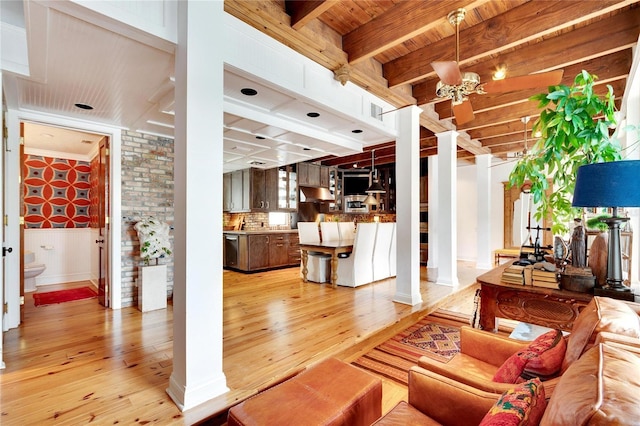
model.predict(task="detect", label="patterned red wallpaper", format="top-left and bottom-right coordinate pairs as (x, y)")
top-left (89, 156), bottom-right (100, 228)
top-left (23, 155), bottom-right (92, 228)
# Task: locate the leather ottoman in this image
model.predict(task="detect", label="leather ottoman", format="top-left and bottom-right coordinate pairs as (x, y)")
top-left (227, 358), bottom-right (382, 426)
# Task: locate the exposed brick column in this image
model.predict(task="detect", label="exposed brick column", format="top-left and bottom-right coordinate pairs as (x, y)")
top-left (120, 130), bottom-right (174, 307)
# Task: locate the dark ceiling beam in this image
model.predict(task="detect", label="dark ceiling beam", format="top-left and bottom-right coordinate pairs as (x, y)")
top-left (384, 0), bottom-right (633, 87)
top-left (286, 0), bottom-right (335, 30)
top-left (342, 0), bottom-right (488, 65)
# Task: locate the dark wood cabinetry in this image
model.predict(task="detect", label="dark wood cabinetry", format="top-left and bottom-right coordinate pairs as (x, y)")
top-left (251, 168), bottom-right (279, 210)
top-left (225, 232), bottom-right (300, 272)
top-left (224, 169), bottom-right (250, 212)
top-left (225, 167), bottom-right (295, 212)
top-left (298, 162), bottom-right (325, 187)
top-left (269, 234), bottom-right (289, 267)
top-left (248, 234), bottom-right (271, 270)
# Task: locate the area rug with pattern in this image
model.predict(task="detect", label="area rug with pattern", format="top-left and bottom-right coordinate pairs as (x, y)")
top-left (33, 287), bottom-right (97, 307)
top-left (352, 316), bottom-right (462, 385)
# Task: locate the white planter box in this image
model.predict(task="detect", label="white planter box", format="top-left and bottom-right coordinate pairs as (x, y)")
top-left (138, 264), bottom-right (167, 312)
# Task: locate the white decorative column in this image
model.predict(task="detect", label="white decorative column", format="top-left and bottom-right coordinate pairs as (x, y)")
top-left (436, 130), bottom-right (459, 286)
top-left (168, 0), bottom-right (228, 410)
top-left (427, 156), bottom-right (438, 281)
top-left (394, 105), bottom-right (423, 305)
top-left (476, 154), bottom-right (493, 269)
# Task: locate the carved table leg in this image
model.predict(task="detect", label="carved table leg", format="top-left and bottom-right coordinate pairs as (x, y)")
top-left (301, 250), bottom-right (309, 283)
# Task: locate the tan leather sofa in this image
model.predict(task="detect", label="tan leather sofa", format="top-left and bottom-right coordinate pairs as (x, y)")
top-left (417, 296), bottom-right (640, 396)
top-left (373, 342), bottom-right (640, 425)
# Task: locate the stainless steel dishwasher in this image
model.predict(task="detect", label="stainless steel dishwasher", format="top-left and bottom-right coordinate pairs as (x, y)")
top-left (224, 234), bottom-right (239, 268)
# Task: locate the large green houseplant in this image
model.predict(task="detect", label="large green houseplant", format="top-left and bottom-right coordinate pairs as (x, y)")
top-left (508, 70), bottom-right (621, 235)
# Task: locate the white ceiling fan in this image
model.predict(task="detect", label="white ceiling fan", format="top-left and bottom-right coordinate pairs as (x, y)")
top-left (432, 8), bottom-right (564, 125)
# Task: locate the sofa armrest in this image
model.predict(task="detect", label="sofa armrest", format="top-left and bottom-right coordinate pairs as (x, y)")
top-left (623, 300), bottom-right (640, 316)
top-left (460, 326), bottom-right (530, 367)
top-left (407, 366), bottom-right (500, 426)
top-left (595, 332), bottom-right (640, 355)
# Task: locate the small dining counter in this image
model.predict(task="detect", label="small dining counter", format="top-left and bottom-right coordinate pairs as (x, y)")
top-left (299, 239), bottom-right (354, 288)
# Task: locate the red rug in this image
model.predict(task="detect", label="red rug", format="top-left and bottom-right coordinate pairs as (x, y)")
top-left (352, 316), bottom-right (462, 385)
top-left (33, 287), bottom-right (97, 307)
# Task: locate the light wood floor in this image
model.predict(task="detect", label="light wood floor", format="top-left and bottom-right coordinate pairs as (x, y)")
top-left (1, 263), bottom-right (483, 425)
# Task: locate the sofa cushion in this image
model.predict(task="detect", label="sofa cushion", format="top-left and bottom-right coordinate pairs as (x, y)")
top-left (541, 343), bottom-right (640, 425)
top-left (492, 330), bottom-right (564, 383)
top-left (562, 296), bottom-right (640, 373)
top-left (479, 378), bottom-right (546, 426)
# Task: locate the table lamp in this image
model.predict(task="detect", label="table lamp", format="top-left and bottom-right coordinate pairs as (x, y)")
top-left (572, 160), bottom-right (640, 291)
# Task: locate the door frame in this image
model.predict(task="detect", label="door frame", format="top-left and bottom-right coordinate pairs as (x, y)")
top-left (4, 110), bottom-right (122, 330)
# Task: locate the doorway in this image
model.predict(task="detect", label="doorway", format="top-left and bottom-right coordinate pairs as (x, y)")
top-left (21, 122), bottom-right (110, 308)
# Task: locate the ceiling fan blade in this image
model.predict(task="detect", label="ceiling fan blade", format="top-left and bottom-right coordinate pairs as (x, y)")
top-left (482, 70), bottom-right (564, 94)
top-left (453, 99), bottom-right (474, 125)
top-left (431, 61), bottom-right (463, 86)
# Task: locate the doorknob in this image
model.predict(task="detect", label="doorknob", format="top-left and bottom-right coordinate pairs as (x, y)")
top-left (2, 247), bottom-right (13, 257)
top-left (95, 239), bottom-right (105, 244)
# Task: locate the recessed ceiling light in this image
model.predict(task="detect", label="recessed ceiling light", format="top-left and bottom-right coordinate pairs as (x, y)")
top-left (353, 163), bottom-right (358, 168)
top-left (352, 129), bottom-right (363, 134)
top-left (307, 112), bottom-right (320, 118)
top-left (74, 103), bottom-right (94, 110)
top-left (241, 88), bottom-right (258, 96)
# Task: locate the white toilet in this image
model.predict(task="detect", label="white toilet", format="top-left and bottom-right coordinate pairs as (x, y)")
top-left (24, 250), bottom-right (46, 292)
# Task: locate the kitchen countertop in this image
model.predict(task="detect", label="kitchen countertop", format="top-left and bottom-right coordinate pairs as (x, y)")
top-left (223, 229), bottom-right (298, 235)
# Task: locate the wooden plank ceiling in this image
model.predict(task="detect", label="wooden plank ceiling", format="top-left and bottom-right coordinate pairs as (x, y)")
top-left (225, 0), bottom-right (639, 168)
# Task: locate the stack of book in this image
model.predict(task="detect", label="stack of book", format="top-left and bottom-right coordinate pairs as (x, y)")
top-left (532, 268), bottom-right (559, 289)
top-left (502, 264), bottom-right (525, 285)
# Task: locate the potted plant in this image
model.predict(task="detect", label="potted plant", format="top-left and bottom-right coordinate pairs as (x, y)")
top-left (508, 70), bottom-right (621, 235)
top-left (134, 217), bottom-right (172, 312)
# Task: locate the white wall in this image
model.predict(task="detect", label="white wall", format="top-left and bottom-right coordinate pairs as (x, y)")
top-left (24, 228), bottom-right (96, 286)
top-left (456, 160), bottom-right (514, 263)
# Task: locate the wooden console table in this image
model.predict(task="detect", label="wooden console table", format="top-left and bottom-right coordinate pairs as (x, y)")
top-left (477, 263), bottom-right (593, 332)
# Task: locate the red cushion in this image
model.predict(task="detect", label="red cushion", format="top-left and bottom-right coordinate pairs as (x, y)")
top-left (479, 378), bottom-right (547, 426)
top-left (525, 335), bottom-right (566, 376)
top-left (493, 330), bottom-right (565, 383)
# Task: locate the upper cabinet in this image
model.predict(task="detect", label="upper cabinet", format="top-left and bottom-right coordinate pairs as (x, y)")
top-left (298, 162), bottom-right (324, 187)
top-left (223, 169), bottom-right (250, 212)
top-left (277, 164), bottom-right (297, 210)
top-left (224, 166), bottom-right (297, 212)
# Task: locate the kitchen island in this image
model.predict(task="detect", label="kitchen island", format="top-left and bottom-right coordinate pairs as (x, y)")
top-left (224, 230), bottom-right (300, 272)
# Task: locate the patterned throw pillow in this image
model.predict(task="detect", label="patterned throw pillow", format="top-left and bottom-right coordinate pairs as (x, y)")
top-left (479, 378), bottom-right (547, 426)
top-left (492, 330), bottom-right (565, 383)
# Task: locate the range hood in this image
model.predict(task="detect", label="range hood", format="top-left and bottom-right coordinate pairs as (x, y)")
top-left (300, 186), bottom-right (334, 202)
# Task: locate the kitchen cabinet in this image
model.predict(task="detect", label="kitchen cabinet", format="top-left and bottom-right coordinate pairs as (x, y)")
top-left (268, 234), bottom-right (289, 267)
top-left (223, 173), bottom-right (232, 211)
top-left (224, 231), bottom-right (300, 272)
top-left (248, 234), bottom-right (271, 270)
top-left (277, 164), bottom-right (297, 210)
top-left (251, 168), bottom-right (278, 210)
top-left (328, 167), bottom-right (342, 212)
top-left (298, 162), bottom-right (322, 187)
top-left (320, 165), bottom-right (330, 187)
top-left (224, 169), bottom-right (250, 212)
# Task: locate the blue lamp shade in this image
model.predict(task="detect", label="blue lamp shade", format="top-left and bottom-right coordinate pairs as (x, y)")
top-left (572, 160), bottom-right (640, 208)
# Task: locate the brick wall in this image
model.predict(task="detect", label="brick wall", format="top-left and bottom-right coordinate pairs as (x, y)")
top-left (121, 130), bottom-right (174, 307)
